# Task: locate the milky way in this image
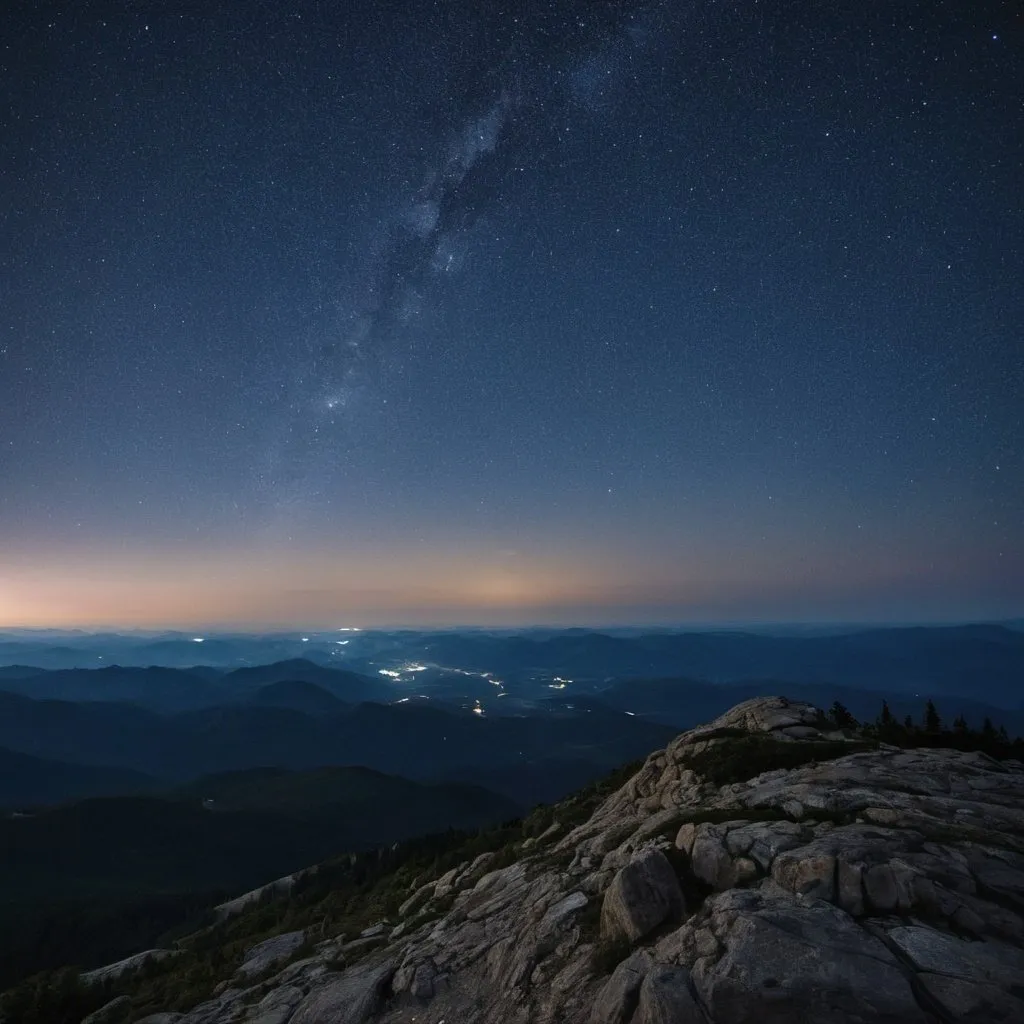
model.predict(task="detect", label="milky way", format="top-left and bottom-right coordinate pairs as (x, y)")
top-left (1, 0), bottom-right (1020, 627)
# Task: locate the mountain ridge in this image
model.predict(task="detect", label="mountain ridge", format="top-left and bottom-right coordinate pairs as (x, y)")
top-left (0, 688), bottom-right (676, 801)
top-left (3, 624), bottom-right (1024, 707)
top-left (13, 695), bottom-right (1024, 1024)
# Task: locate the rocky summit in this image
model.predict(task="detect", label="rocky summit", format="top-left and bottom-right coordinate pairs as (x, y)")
top-left (88, 698), bottom-right (1024, 1024)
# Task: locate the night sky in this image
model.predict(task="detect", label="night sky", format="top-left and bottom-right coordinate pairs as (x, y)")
top-left (2, 0), bottom-right (1021, 628)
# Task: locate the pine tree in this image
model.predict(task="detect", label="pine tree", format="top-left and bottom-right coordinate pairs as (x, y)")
top-left (953, 713), bottom-right (968, 735)
top-left (879, 700), bottom-right (894, 728)
top-left (904, 714), bottom-right (914, 730)
top-left (829, 701), bottom-right (856, 730)
top-left (924, 699), bottom-right (941, 733)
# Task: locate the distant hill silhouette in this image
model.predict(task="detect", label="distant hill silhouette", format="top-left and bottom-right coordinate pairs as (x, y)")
top-left (219, 659), bottom-right (390, 703)
top-left (0, 688), bottom-right (676, 804)
top-left (597, 677), bottom-right (1024, 737)
top-left (172, 764), bottom-right (519, 824)
top-left (0, 765), bottom-right (519, 985)
top-left (0, 666), bottom-right (44, 681)
top-left (0, 659), bottom-right (388, 712)
top-left (241, 680), bottom-right (347, 715)
top-left (0, 747), bottom-right (159, 809)
top-left (0, 665), bottom-right (224, 712)
top-left (414, 625), bottom-right (1024, 706)
top-left (3, 625), bottom-right (1024, 706)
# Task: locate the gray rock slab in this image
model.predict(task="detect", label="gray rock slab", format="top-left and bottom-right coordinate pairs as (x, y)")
top-left (290, 960), bottom-right (395, 1024)
top-left (82, 949), bottom-right (180, 984)
top-left (692, 891), bottom-right (928, 1024)
top-left (590, 950), bottom-right (651, 1024)
top-left (918, 972), bottom-right (1024, 1023)
top-left (81, 996), bottom-right (131, 1024)
top-left (244, 983), bottom-right (305, 1024)
top-left (601, 848), bottom-right (685, 942)
top-left (885, 925), bottom-right (1024, 987)
top-left (632, 965), bottom-right (706, 1024)
top-left (237, 930), bottom-right (306, 977)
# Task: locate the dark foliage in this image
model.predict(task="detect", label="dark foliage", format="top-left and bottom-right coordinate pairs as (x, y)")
top-left (0, 967), bottom-right (117, 1024)
top-left (879, 700), bottom-right (894, 728)
top-left (870, 700), bottom-right (1024, 759)
top-left (683, 735), bottom-right (875, 787)
top-left (0, 771), bottom-right (517, 990)
top-left (828, 701), bottom-right (858, 730)
top-left (0, 890), bottom-right (224, 994)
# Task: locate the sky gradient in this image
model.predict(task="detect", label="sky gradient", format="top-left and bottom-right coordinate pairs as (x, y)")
top-left (2, 0), bottom-right (1021, 628)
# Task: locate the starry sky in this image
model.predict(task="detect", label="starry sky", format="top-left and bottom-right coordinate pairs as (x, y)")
top-left (1, 0), bottom-right (1021, 629)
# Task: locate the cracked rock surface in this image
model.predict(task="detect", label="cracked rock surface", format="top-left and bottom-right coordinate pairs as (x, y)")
top-left (110, 697), bottom-right (1024, 1024)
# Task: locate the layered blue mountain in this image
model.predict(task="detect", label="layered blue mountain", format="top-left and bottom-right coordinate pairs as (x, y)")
top-left (0, 747), bottom-right (159, 808)
top-left (241, 680), bottom-right (347, 715)
top-left (0, 659), bottom-right (389, 711)
top-left (2, 625), bottom-right (1022, 707)
top-left (0, 688), bottom-right (677, 805)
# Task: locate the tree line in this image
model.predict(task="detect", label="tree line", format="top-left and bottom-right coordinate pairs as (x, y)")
top-left (825, 698), bottom-right (1022, 758)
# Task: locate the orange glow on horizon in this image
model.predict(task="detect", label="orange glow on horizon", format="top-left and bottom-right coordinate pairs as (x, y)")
top-left (1, 536), bottom-right (1011, 629)
top-left (0, 542), bottom-right (639, 628)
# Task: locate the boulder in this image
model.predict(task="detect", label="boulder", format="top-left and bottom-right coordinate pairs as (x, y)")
top-left (863, 863), bottom-right (899, 911)
top-left (410, 961), bottom-right (437, 1000)
top-left (675, 822), bottom-right (697, 855)
top-left (917, 974), bottom-right (1024, 1023)
top-left (633, 966), bottom-right (706, 1024)
top-left (237, 929), bottom-right (306, 977)
top-left (601, 848), bottom-right (685, 943)
top-left (246, 984), bottom-right (306, 1024)
top-left (541, 891), bottom-right (589, 934)
top-left (590, 950), bottom-right (651, 1024)
top-left (690, 828), bottom-right (736, 890)
top-left (290, 960), bottom-right (396, 1024)
top-left (837, 858), bottom-right (865, 915)
top-left (398, 881), bottom-right (435, 917)
top-left (80, 996), bottom-right (131, 1024)
top-left (81, 949), bottom-right (179, 984)
top-left (691, 890), bottom-right (928, 1024)
top-left (884, 925), bottom-right (1024, 987)
top-left (770, 849), bottom-right (835, 900)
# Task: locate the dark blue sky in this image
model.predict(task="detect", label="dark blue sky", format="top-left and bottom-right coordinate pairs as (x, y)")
top-left (2, 0), bottom-right (1021, 627)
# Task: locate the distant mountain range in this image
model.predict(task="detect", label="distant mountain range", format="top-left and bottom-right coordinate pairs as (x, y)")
top-left (406, 624), bottom-right (1024, 705)
top-left (241, 679), bottom-right (348, 714)
top-left (0, 685), bottom-right (677, 808)
top-left (1, 622), bottom-right (1022, 810)
top-left (0, 660), bottom-right (390, 712)
top-left (2, 624), bottom-right (1023, 708)
top-left (596, 677), bottom-right (1024, 738)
